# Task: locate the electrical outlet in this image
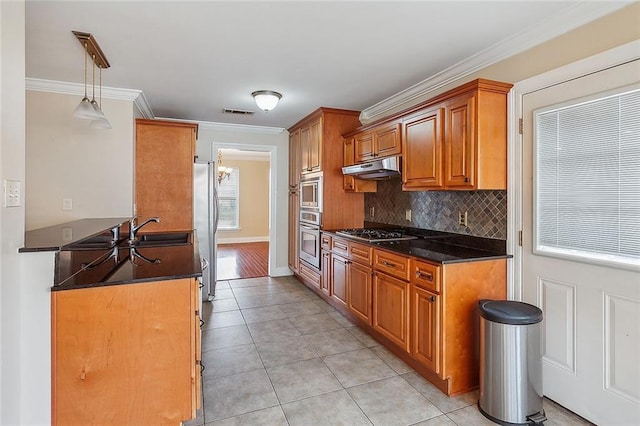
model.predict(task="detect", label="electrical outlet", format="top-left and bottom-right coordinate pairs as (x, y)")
top-left (3, 180), bottom-right (21, 207)
top-left (62, 198), bottom-right (73, 211)
top-left (405, 209), bottom-right (412, 222)
top-left (369, 206), bottom-right (375, 218)
top-left (458, 211), bottom-right (468, 226)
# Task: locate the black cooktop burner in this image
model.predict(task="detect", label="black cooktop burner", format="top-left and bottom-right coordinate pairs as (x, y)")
top-left (336, 228), bottom-right (417, 243)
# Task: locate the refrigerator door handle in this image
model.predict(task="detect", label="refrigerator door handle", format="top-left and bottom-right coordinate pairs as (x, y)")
top-left (212, 185), bottom-right (220, 232)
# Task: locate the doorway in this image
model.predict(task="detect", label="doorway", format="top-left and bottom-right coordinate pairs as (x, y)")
top-left (511, 42), bottom-right (640, 425)
top-left (214, 146), bottom-right (273, 281)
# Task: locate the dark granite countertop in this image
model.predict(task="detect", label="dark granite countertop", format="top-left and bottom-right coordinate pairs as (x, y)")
top-left (20, 218), bottom-right (130, 252)
top-left (323, 226), bottom-right (511, 264)
top-left (53, 234), bottom-right (202, 291)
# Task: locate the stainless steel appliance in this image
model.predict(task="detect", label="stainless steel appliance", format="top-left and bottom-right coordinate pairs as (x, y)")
top-left (342, 156), bottom-right (401, 180)
top-left (194, 161), bottom-right (219, 301)
top-left (300, 173), bottom-right (323, 211)
top-left (336, 228), bottom-right (417, 243)
top-left (299, 210), bottom-right (321, 269)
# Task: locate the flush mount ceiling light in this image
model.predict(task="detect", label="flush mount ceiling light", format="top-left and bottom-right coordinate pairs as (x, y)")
top-left (71, 31), bottom-right (111, 128)
top-left (251, 90), bottom-right (282, 111)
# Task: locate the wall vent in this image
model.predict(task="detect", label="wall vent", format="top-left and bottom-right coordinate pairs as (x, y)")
top-left (222, 108), bottom-right (255, 115)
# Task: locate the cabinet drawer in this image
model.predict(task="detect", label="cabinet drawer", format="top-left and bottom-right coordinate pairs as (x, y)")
top-left (321, 234), bottom-right (332, 251)
top-left (299, 261), bottom-right (321, 289)
top-left (332, 237), bottom-right (349, 257)
top-left (349, 242), bottom-right (372, 265)
top-left (373, 249), bottom-right (410, 281)
top-left (411, 259), bottom-right (441, 293)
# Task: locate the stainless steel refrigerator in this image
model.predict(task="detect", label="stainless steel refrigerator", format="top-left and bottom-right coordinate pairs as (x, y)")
top-left (194, 161), bottom-right (218, 301)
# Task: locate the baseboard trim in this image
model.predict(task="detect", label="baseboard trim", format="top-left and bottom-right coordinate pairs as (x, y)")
top-left (270, 267), bottom-right (294, 277)
top-left (217, 236), bottom-right (269, 244)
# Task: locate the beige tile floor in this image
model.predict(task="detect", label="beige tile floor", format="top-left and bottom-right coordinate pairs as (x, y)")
top-left (187, 276), bottom-right (594, 426)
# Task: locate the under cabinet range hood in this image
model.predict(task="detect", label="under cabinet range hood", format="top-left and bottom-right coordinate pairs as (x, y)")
top-left (342, 156), bottom-right (401, 180)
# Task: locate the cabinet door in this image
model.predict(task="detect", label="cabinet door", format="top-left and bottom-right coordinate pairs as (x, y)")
top-left (372, 272), bottom-right (410, 352)
top-left (135, 120), bottom-right (196, 231)
top-left (331, 254), bottom-right (349, 308)
top-left (354, 132), bottom-right (375, 163)
top-left (445, 94), bottom-right (476, 188)
top-left (348, 261), bottom-right (372, 325)
top-left (289, 129), bottom-right (301, 188)
top-left (402, 108), bottom-right (444, 190)
top-left (374, 122), bottom-right (402, 158)
top-left (411, 286), bottom-right (440, 373)
top-left (300, 126), bottom-right (311, 173)
top-left (308, 118), bottom-right (323, 172)
top-left (288, 193), bottom-right (299, 272)
top-left (344, 137), bottom-right (355, 167)
top-left (192, 279), bottom-right (202, 412)
top-left (321, 250), bottom-right (332, 297)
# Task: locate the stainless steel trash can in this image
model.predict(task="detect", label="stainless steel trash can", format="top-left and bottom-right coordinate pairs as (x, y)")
top-left (478, 300), bottom-right (546, 425)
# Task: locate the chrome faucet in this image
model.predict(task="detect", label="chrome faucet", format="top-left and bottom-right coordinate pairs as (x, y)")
top-left (128, 216), bottom-right (160, 242)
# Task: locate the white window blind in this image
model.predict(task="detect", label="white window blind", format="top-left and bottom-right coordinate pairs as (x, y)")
top-left (218, 170), bottom-right (239, 229)
top-left (535, 87), bottom-right (640, 267)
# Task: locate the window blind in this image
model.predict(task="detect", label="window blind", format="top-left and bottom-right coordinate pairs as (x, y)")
top-left (535, 88), bottom-right (640, 266)
top-left (218, 170), bottom-right (239, 229)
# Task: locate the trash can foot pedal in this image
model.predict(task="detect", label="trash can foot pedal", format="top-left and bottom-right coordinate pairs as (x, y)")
top-left (527, 410), bottom-right (547, 425)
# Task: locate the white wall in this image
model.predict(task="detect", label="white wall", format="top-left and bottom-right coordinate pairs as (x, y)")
top-left (0, 1), bottom-right (28, 423)
top-left (195, 125), bottom-right (290, 276)
top-left (25, 90), bottom-right (134, 230)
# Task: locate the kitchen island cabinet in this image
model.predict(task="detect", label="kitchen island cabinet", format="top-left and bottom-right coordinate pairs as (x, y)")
top-left (52, 277), bottom-right (201, 425)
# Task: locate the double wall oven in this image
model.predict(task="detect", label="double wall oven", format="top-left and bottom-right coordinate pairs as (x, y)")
top-left (299, 173), bottom-right (322, 269)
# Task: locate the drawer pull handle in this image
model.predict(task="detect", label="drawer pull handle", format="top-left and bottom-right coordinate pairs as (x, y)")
top-left (382, 260), bottom-right (396, 268)
top-left (416, 271), bottom-right (433, 281)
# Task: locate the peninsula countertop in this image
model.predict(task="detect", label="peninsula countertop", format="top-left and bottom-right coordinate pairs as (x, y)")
top-left (19, 218), bottom-right (130, 252)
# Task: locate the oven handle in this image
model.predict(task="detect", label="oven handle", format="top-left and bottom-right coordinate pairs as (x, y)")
top-left (300, 224), bottom-right (320, 232)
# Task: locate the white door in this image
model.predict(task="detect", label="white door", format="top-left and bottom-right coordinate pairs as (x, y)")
top-left (521, 58), bottom-right (640, 425)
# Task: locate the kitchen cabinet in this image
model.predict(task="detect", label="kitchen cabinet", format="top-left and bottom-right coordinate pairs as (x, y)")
top-left (402, 107), bottom-right (444, 190)
top-left (348, 260), bottom-right (372, 325)
top-left (52, 278), bottom-right (201, 425)
top-left (321, 249), bottom-right (331, 296)
top-left (343, 137), bottom-right (377, 192)
top-left (288, 129), bottom-right (301, 273)
top-left (373, 249), bottom-right (410, 281)
top-left (411, 285), bottom-right (439, 373)
top-left (401, 80), bottom-right (511, 190)
top-left (288, 108), bottom-right (363, 233)
top-left (331, 253), bottom-right (348, 308)
top-left (353, 121), bottom-right (402, 163)
top-left (300, 117), bottom-right (322, 174)
top-left (372, 270), bottom-right (410, 353)
top-left (299, 260), bottom-right (321, 290)
top-left (135, 119), bottom-right (197, 232)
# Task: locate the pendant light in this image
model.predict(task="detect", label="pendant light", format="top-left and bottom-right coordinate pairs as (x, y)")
top-left (72, 31), bottom-right (111, 126)
top-left (72, 42), bottom-right (98, 119)
top-left (89, 54), bottom-right (106, 120)
top-left (90, 65), bottom-right (112, 129)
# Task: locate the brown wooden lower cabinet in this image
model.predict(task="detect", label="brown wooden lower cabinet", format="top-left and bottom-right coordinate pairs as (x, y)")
top-left (321, 250), bottom-right (331, 297)
top-left (411, 285), bottom-right (440, 373)
top-left (51, 278), bottom-right (201, 425)
top-left (301, 233), bottom-right (508, 396)
top-left (331, 253), bottom-right (348, 308)
top-left (372, 271), bottom-right (410, 353)
top-left (347, 260), bottom-right (372, 325)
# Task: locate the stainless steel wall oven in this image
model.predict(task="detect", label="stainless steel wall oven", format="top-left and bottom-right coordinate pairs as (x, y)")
top-left (299, 210), bottom-right (321, 269)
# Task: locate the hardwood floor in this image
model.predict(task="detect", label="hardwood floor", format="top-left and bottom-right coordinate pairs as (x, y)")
top-left (217, 242), bottom-right (269, 280)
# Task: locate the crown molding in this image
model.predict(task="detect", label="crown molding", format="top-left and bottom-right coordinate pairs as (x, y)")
top-left (359, 1), bottom-right (632, 123)
top-left (25, 77), bottom-right (154, 118)
top-left (195, 120), bottom-right (286, 135)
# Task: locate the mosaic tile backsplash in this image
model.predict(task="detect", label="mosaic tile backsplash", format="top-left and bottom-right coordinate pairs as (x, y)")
top-left (364, 179), bottom-right (507, 240)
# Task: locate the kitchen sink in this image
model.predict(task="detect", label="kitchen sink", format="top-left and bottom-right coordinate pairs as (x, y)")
top-left (64, 234), bottom-right (119, 250)
top-left (130, 232), bottom-right (191, 247)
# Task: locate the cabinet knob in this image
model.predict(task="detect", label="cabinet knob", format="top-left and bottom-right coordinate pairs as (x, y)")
top-left (464, 177), bottom-right (469, 183)
top-left (429, 295), bottom-right (436, 302)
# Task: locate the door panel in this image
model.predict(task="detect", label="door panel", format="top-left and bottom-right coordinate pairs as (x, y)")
top-left (522, 59), bottom-right (640, 425)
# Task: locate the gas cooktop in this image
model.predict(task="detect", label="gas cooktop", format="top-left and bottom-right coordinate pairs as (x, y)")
top-left (336, 228), bottom-right (418, 243)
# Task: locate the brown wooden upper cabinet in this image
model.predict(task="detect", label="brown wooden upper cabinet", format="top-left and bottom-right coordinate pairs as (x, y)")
top-left (401, 79), bottom-right (512, 191)
top-left (300, 117), bottom-right (323, 174)
top-left (354, 120), bottom-right (402, 163)
top-left (343, 136), bottom-right (376, 193)
top-left (135, 119), bottom-right (198, 232)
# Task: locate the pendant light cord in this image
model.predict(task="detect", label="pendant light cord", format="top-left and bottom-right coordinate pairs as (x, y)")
top-left (91, 54), bottom-right (96, 101)
top-left (98, 65), bottom-right (102, 108)
top-left (83, 42), bottom-right (88, 98)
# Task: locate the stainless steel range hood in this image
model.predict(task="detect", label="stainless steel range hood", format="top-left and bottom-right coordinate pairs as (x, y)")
top-left (342, 156), bottom-right (401, 180)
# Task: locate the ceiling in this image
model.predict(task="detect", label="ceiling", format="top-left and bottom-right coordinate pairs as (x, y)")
top-left (25, 1), bottom-right (627, 130)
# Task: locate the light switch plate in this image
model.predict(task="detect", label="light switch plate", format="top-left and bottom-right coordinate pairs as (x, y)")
top-left (405, 209), bottom-right (412, 222)
top-left (4, 180), bottom-right (21, 207)
top-left (62, 198), bottom-right (73, 211)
